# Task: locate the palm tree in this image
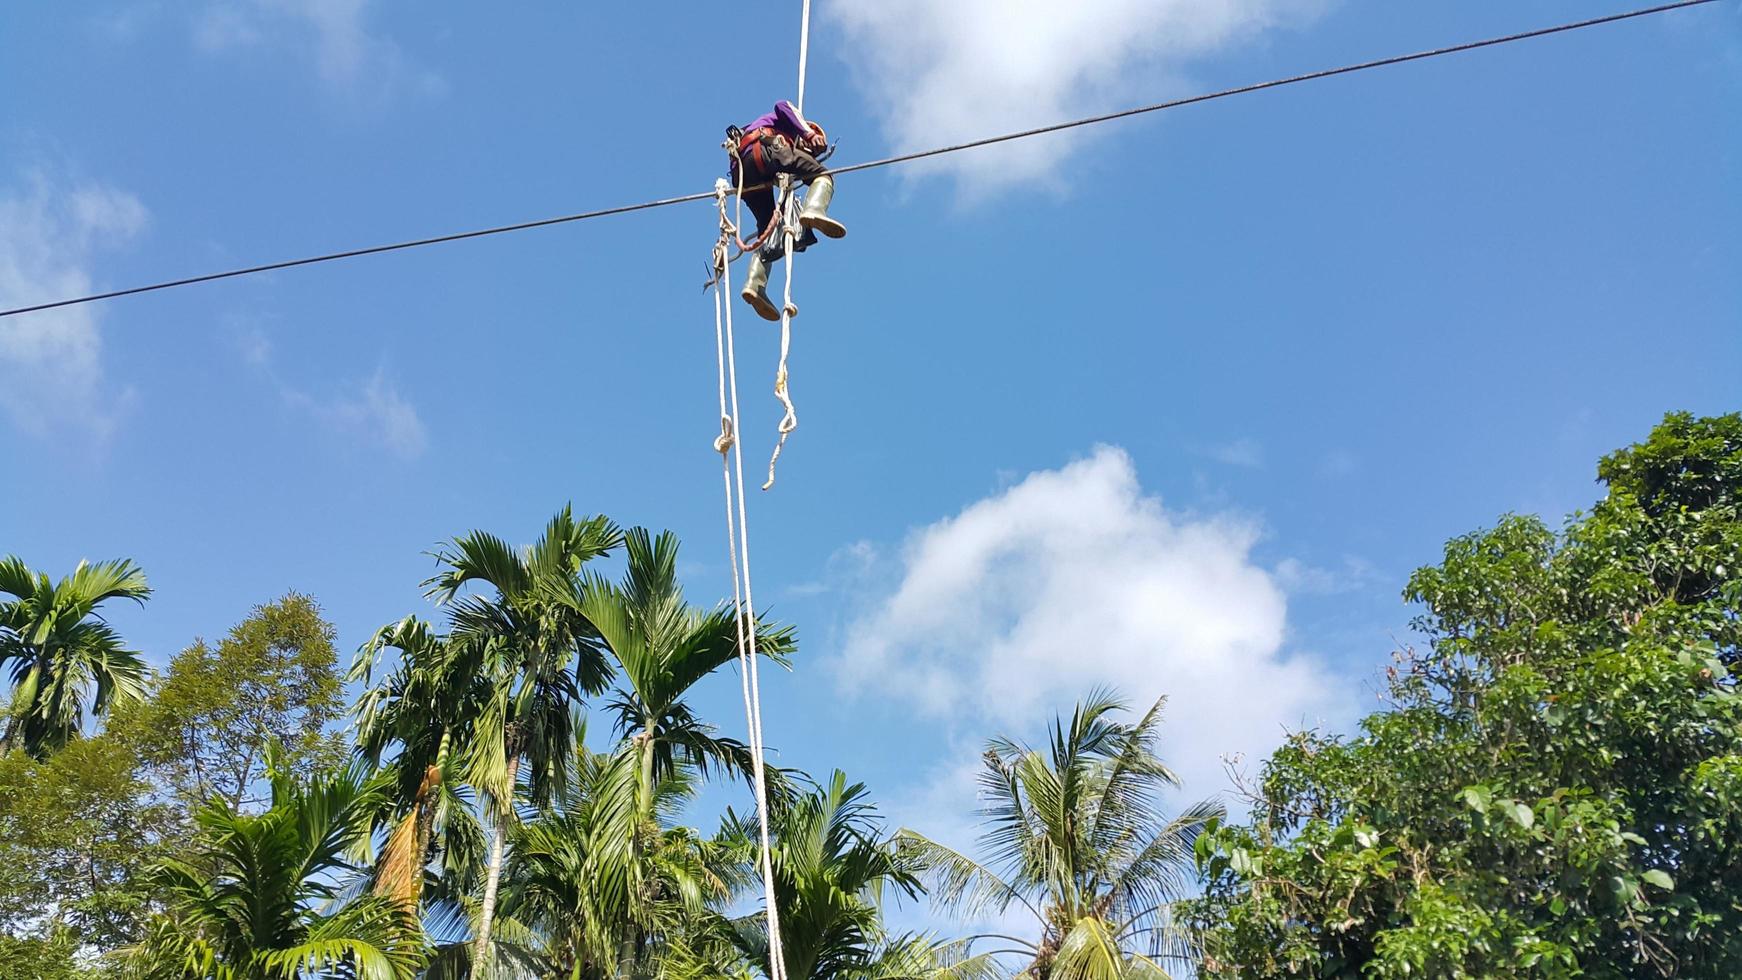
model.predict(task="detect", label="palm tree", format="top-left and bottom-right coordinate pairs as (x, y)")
top-left (130, 753), bottom-right (426, 980)
top-left (0, 556), bottom-right (150, 758)
top-left (723, 771), bottom-right (997, 980)
top-left (423, 507), bottom-right (624, 973)
top-left (499, 527), bottom-right (792, 980)
top-left (570, 527), bottom-right (796, 817)
top-left (900, 694), bottom-right (1224, 980)
top-left (504, 735), bottom-right (746, 980)
top-left (351, 616), bottom-right (489, 914)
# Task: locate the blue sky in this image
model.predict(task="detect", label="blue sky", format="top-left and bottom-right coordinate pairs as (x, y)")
top-left (2, 0), bottom-right (1738, 898)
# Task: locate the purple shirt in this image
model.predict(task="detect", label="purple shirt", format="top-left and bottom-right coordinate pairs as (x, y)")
top-left (744, 100), bottom-right (809, 139)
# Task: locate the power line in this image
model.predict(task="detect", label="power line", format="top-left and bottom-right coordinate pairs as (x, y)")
top-left (825, 0), bottom-right (1722, 179)
top-left (0, 0), bottom-right (1717, 321)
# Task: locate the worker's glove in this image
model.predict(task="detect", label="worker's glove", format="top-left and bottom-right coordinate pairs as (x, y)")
top-left (801, 122), bottom-right (828, 154)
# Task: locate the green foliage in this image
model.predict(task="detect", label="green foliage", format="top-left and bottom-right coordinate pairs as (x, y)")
top-left (1191, 412), bottom-right (1742, 978)
top-left (905, 694), bottom-right (1223, 980)
top-left (423, 506), bottom-right (623, 813)
top-left (501, 736), bottom-right (746, 980)
top-left (0, 928), bottom-right (104, 980)
top-left (349, 616), bottom-right (489, 918)
top-left (687, 771), bottom-right (979, 980)
top-left (0, 734), bottom-right (174, 951)
top-left (122, 593), bottom-right (347, 812)
top-left (128, 752), bottom-right (425, 980)
top-left (0, 557), bottom-right (150, 758)
top-left (366, 506), bottom-right (626, 973)
top-left (579, 527), bottom-right (796, 813)
top-left (758, 772), bottom-right (926, 980)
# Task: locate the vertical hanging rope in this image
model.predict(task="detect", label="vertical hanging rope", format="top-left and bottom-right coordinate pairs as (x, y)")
top-left (707, 2), bottom-right (813, 971)
top-left (711, 181), bottom-right (788, 980)
top-left (764, 0), bottom-right (813, 491)
top-left (763, 181), bottom-right (800, 492)
top-left (796, 0), bottom-right (812, 115)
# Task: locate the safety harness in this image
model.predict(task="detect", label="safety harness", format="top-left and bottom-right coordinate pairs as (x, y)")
top-left (737, 126), bottom-right (780, 175)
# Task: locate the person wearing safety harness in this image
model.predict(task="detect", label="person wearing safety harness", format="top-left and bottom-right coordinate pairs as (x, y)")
top-left (728, 99), bottom-right (846, 321)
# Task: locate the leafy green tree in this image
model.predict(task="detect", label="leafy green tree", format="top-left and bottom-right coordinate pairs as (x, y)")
top-left (129, 753), bottom-right (425, 980)
top-left (1191, 412), bottom-right (1742, 978)
top-left (422, 507), bottom-right (624, 972)
top-left (0, 731), bottom-right (174, 957)
top-left (0, 558), bottom-right (149, 758)
top-left (903, 695), bottom-right (1223, 980)
top-left (0, 928), bottom-right (102, 980)
top-left (125, 593), bottom-right (346, 812)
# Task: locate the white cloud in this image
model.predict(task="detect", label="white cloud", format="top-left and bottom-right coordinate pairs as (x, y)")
top-left (833, 446), bottom-right (1345, 799)
top-left (1317, 448), bottom-right (1358, 478)
top-left (284, 367), bottom-right (428, 459)
top-left (0, 173), bottom-right (146, 442)
top-left (233, 326), bottom-right (274, 367)
top-left (322, 369), bottom-right (427, 458)
top-left (783, 539), bottom-right (880, 598)
top-left (193, 0), bottom-right (443, 99)
top-left (828, 0), bottom-right (1325, 194)
top-left (1209, 437), bottom-right (1264, 469)
top-left (1274, 555), bottom-right (1377, 596)
top-left (89, 4), bottom-right (165, 42)
top-left (236, 328), bottom-right (427, 459)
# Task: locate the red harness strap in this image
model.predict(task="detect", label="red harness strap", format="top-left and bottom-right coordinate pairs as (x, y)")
top-left (738, 127), bottom-right (781, 176)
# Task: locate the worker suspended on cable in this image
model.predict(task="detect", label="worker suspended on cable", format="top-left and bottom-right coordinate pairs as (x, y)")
top-left (727, 99), bottom-right (846, 321)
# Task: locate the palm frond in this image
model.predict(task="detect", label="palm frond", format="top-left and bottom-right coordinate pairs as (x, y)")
top-left (894, 830), bottom-right (1041, 926)
top-left (1052, 915), bottom-right (1151, 980)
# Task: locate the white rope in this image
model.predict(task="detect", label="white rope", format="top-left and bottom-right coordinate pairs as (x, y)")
top-left (796, 0), bottom-right (812, 115)
top-left (762, 0), bottom-right (813, 492)
top-left (711, 182), bottom-right (788, 980)
top-left (704, 3), bottom-right (813, 971)
top-left (762, 182), bottom-right (800, 492)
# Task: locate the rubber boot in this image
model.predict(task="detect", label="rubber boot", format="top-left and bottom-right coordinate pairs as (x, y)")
top-left (740, 253), bottom-right (780, 322)
top-left (798, 175), bottom-right (847, 239)
top-left (740, 253), bottom-right (782, 322)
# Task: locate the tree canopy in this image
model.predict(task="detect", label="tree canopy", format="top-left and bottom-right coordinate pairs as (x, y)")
top-left (1191, 412), bottom-right (1742, 978)
top-left (4, 413), bottom-right (1738, 980)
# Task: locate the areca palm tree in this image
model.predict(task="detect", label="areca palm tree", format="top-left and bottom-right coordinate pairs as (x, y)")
top-left (756, 772), bottom-right (923, 980)
top-left (423, 507), bottom-right (624, 973)
top-left (351, 616), bottom-right (489, 914)
top-left (718, 771), bottom-right (999, 980)
top-left (570, 527), bottom-right (796, 817)
top-left (504, 736), bottom-right (746, 980)
top-left (130, 754), bottom-right (425, 980)
top-left (0, 556), bottom-right (150, 758)
top-left (900, 694), bottom-right (1224, 980)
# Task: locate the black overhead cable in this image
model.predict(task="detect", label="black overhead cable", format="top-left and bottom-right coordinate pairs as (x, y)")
top-left (0, 0), bottom-right (1717, 321)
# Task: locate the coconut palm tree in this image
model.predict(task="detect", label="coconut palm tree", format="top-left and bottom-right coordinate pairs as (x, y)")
top-left (422, 507), bottom-right (624, 973)
top-left (569, 527), bottom-right (796, 816)
top-left (900, 694), bottom-right (1224, 980)
top-left (0, 556), bottom-right (150, 758)
top-left (129, 753), bottom-right (425, 980)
